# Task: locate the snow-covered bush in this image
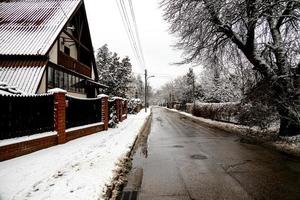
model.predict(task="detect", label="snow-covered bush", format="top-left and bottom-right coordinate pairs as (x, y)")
top-left (128, 98), bottom-right (142, 114)
top-left (237, 102), bottom-right (279, 129)
top-left (237, 82), bottom-right (280, 129)
top-left (192, 102), bottom-right (240, 123)
top-left (108, 100), bottom-right (118, 128)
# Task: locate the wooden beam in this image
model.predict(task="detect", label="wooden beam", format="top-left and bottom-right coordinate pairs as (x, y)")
top-left (62, 30), bottom-right (91, 53)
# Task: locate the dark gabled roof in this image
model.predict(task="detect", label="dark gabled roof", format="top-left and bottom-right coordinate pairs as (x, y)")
top-left (0, 0), bottom-right (81, 56)
top-left (0, 58), bottom-right (47, 94)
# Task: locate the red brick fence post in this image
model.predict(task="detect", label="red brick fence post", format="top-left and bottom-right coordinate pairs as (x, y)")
top-left (48, 88), bottom-right (67, 144)
top-left (98, 94), bottom-right (109, 130)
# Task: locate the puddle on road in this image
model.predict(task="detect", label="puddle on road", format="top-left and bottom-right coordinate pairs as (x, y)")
top-left (131, 118), bottom-right (151, 159)
top-left (190, 154), bottom-right (208, 160)
top-left (172, 145), bottom-right (184, 148)
top-left (155, 116), bottom-right (163, 126)
top-left (180, 116), bottom-right (187, 120)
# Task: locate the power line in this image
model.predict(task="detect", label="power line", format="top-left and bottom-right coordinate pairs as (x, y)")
top-left (128, 0), bottom-right (145, 66)
top-left (115, 0), bottom-right (140, 65)
top-left (120, 0), bottom-right (143, 66)
top-left (115, 0), bottom-right (146, 70)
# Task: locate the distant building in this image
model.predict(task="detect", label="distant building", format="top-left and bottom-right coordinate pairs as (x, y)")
top-left (0, 0), bottom-right (106, 97)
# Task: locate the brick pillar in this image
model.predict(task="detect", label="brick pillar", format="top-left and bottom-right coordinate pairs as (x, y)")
top-left (98, 94), bottom-right (109, 130)
top-left (123, 100), bottom-right (128, 119)
top-left (48, 88), bottom-right (67, 144)
top-left (119, 99), bottom-right (123, 122)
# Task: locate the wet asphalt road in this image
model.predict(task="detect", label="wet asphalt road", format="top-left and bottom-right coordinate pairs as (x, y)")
top-left (122, 107), bottom-right (300, 200)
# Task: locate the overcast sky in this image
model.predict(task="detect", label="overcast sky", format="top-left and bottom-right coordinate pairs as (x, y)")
top-left (84, 0), bottom-right (202, 89)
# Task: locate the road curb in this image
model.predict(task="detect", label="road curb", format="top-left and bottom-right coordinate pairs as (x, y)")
top-left (105, 109), bottom-right (153, 200)
top-left (127, 108), bottom-right (153, 157)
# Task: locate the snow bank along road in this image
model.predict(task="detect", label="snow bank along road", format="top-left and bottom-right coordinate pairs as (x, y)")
top-left (0, 111), bottom-right (151, 200)
top-left (123, 107), bottom-right (300, 200)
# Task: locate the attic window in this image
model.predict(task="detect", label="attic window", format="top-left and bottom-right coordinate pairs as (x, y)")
top-left (64, 46), bottom-right (70, 55)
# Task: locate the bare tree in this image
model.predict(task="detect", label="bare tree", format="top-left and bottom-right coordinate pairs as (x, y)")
top-left (161, 0), bottom-right (300, 136)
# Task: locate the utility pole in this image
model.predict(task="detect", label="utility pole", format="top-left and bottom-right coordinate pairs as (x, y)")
top-left (144, 69), bottom-right (155, 112)
top-left (144, 69), bottom-right (147, 112)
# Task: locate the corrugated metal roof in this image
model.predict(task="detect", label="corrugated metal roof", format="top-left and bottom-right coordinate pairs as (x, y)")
top-left (0, 0), bottom-right (81, 56)
top-left (0, 59), bottom-right (47, 94)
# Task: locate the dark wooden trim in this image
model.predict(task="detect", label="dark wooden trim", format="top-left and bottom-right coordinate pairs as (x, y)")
top-left (45, 65), bottom-right (48, 92)
top-left (57, 39), bottom-right (60, 64)
top-left (57, 51), bottom-right (91, 76)
top-left (48, 61), bottom-right (91, 80)
top-left (62, 30), bottom-right (90, 53)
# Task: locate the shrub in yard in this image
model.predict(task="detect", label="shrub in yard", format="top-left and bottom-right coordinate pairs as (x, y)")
top-left (192, 102), bottom-right (239, 123)
top-left (237, 102), bottom-right (278, 129)
top-left (128, 98), bottom-right (141, 114)
top-left (109, 104), bottom-right (118, 128)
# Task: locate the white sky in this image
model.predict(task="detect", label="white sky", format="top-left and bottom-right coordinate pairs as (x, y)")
top-left (84, 0), bottom-right (202, 89)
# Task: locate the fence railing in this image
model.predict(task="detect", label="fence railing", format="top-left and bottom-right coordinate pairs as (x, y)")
top-left (0, 91), bottom-right (129, 141)
top-left (65, 95), bottom-right (102, 129)
top-left (0, 94), bottom-right (54, 140)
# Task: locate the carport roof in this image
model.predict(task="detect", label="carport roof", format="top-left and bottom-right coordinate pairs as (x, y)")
top-left (0, 59), bottom-right (47, 94)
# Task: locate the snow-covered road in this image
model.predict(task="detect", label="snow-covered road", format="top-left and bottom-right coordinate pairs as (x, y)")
top-left (0, 111), bottom-right (150, 200)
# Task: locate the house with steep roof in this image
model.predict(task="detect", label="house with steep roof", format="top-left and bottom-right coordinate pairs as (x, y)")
top-left (0, 0), bottom-right (105, 97)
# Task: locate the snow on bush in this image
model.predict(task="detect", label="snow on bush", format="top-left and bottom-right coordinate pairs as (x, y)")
top-left (192, 101), bottom-right (240, 123)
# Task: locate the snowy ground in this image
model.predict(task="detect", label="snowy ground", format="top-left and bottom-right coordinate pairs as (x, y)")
top-left (0, 111), bottom-right (150, 200)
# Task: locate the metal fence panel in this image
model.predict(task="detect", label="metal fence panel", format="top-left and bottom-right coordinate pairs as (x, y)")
top-left (0, 94), bottom-right (54, 140)
top-left (66, 96), bottom-right (102, 129)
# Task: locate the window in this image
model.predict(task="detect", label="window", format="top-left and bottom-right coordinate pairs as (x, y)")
top-left (64, 46), bottom-right (70, 55)
top-left (68, 74), bottom-right (72, 91)
top-left (64, 73), bottom-right (68, 90)
top-left (47, 67), bottom-right (54, 88)
top-left (54, 69), bottom-right (60, 88)
top-left (46, 67), bottom-right (85, 94)
top-left (59, 71), bottom-right (64, 88)
top-left (75, 77), bottom-right (79, 92)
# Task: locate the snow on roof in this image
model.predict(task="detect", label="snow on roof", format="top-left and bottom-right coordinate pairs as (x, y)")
top-left (0, 0), bottom-right (81, 56)
top-left (0, 59), bottom-right (46, 94)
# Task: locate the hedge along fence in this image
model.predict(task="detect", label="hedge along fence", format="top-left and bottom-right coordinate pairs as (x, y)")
top-left (0, 93), bottom-right (54, 140)
top-left (108, 99), bottom-right (116, 121)
top-left (108, 97), bottom-right (128, 126)
top-left (187, 102), bottom-right (240, 124)
top-left (66, 95), bottom-right (102, 129)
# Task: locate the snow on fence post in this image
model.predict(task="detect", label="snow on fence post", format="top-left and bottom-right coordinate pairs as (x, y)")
top-left (48, 88), bottom-right (67, 144)
top-left (98, 94), bottom-right (109, 130)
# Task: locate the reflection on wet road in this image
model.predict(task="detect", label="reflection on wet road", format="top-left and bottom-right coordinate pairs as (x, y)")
top-left (122, 107), bottom-right (300, 200)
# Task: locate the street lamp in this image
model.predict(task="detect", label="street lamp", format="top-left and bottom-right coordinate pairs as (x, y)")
top-left (144, 69), bottom-right (155, 112)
